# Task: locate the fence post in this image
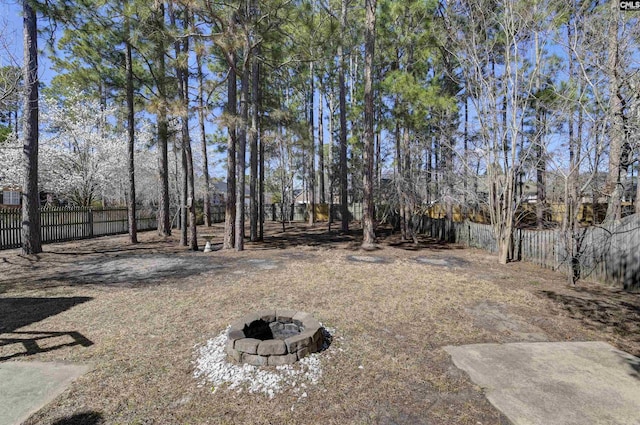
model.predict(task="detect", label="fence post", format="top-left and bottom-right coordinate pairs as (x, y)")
top-left (88, 208), bottom-right (94, 238)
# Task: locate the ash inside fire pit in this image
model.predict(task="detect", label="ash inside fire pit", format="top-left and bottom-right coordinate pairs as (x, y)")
top-left (226, 310), bottom-right (324, 366)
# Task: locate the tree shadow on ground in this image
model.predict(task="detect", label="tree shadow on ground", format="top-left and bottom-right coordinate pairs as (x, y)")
top-left (374, 225), bottom-right (465, 251)
top-left (56, 254), bottom-right (227, 286)
top-left (0, 297), bottom-right (93, 333)
top-left (0, 297), bottom-right (94, 361)
top-left (618, 351), bottom-right (640, 380)
top-left (540, 288), bottom-right (640, 356)
top-left (257, 222), bottom-right (465, 252)
top-left (384, 237), bottom-right (465, 251)
top-left (46, 245), bottom-right (159, 256)
top-left (1, 254), bottom-right (230, 290)
top-left (50, 411), bottom-right (104, 425)
top-left (259, 223), bottom-right (362, 250)
top-left (0, 330), bottom-right (94, 361)
top-left (43, 237), bottom-right (184, 257)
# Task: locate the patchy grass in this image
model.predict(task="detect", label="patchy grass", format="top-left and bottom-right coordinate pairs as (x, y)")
top-left (0, 222), bottom-right (638, 424)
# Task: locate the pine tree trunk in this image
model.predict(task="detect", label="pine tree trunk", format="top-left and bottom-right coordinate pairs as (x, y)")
top-left (375, 110), bottom-right (381, 198)
top-left (236, 55), bottom-right (249, 251)
top-left (534, 24), bottom-right (545, 229)
top-left (257, 47), bottom-right (264, 241)
top-left (636, 168), bottom-right (640, 214)
top-left (308, 62), bottom-right (316, 226)
top-left (224, 58), bottom-right (237, 250)
top-left (463, 96), bottom-right (468, 209)
top-left (395, 122), bottom-right (405, 239)
top-left (249, 52), bottom-right (259, 241)
top-left (443, 125), bottom-right (454, 223)
top-left (318, 87), bottom-right (325, 204)
top-left (327, 94), bottom-right (335, 228)
top-left (362, 0), bottom-right (377, 248)
top-left (180, 148), bottom-right (188, 246)
top-left (197, 47), bottom-right (211, 227)
top-left (605, 1), bottom-right (624, 222)
top-left (338, 0), bottom-right (349, 232)
top-left (181, 25), bottom-right (197, 251)
top-left (21, 0), bottom-right (41, 255)
top-left (125, 5), bottom-right (138, 244)
top-left (535, 119), bottom-right (546, 228)
top-left (566, 15), bottom-right (578, 283)
top-left (169, 3), bottom-right (188, 247)
top-left (259, 97), bottom-right (264, 241)
top-left (156, 1), bottom-right (171, 237)
top-left (403, 128), bottom-right (416, 243)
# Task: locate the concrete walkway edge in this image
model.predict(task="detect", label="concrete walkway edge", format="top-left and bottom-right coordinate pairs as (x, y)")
top-left (0, 361), bottom-right (90, 425)
top-left (445, 341), bottom-right (640, 425)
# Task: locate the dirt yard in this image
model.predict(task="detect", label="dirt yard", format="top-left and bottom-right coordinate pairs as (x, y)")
top-left (1, 222), bottom-right (638, 425)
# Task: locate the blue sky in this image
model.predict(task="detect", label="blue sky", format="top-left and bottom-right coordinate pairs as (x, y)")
top-left (1, 2), bottom-right (231, 177)
top-left (1, 1), bottom-right (55, 84)
top-left (1, 2), bottom-right (23, 67)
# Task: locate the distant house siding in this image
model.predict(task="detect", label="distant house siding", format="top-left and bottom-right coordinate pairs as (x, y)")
top-left (1, 189), bottom-right (21, 207)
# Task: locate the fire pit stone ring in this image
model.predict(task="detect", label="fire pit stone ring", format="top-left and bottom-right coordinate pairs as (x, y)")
top-left (226, 310), bottom-right (324, 366)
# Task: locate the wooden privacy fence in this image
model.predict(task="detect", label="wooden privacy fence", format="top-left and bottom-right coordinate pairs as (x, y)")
top-left (210, 205), bottom-right (225, 223)
top-left (418, 215), bottom-right (640, 290)
top-left (0, 207), bottom-right (157, 250)
top-left (268, 203), bottom-right (364, 222)
top-left (202, 203), bottom-right (364, 223)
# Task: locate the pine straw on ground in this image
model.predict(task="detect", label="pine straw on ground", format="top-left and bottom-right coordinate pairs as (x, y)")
top-left (1, 222), bottom-right (638, 425)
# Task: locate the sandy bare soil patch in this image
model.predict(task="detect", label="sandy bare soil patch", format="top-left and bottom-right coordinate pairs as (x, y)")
top-left (1, 222), bottom-right (638, 424)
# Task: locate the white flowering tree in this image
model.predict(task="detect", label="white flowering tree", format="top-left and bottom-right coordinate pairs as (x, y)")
top-left (0, 90), bottom-right (164, 207)
top-left (130, 120), bottom-right (161, 209)
top-left (0, 131), bottom-right (21, 187)
top-left (37, 92), bottom-right (127, 206)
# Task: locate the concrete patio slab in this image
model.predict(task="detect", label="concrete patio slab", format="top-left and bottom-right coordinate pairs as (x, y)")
top-left (0, 361), bottom-right (90, 425)
top-left (445, 341), bottom-right (640, 425)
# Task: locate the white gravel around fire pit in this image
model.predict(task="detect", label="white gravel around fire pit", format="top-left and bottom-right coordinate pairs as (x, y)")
top-left (193, 328), bottom-right (330, 398)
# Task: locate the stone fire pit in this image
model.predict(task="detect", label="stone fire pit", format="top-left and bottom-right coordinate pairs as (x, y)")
top-left (226, 310), bottom-right (324, 366)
